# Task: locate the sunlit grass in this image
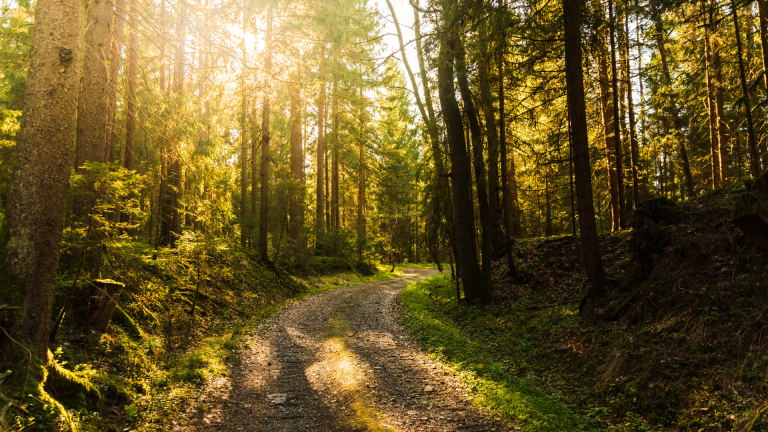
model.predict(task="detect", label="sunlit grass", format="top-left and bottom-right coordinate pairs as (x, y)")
top-left (400, 274), bottom-right (592, 431)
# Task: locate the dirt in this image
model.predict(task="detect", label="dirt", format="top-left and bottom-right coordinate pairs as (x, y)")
top-left (174, 268), bottom-right (510, 432)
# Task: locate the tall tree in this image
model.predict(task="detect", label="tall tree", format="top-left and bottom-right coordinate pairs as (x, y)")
top-left (259, 4), bottom-right (273, 262)
top-left (455, 38), bottom-right (492, 284)
top-left (1, 0), bottom-right (86, 357)
top-left (562, 0), bottom-right (606, 300)
top-left (730, 0), bottom-right (762, 177)
top-left (241, 8), bottom-right (249, 248)
top-left (593, 0), bottom-right (620, 231)
top-left (290, 80), bottom-right (304, 244)
top-left (316, 43), bottom-right (326, 245)
top-left (106, 0), bottom-right (126, 163)
top-left (478, 22), bottom-right (504, 256)
top-left (436, 5), bottom-right (489, 302)
top-left (624, 12), bottom-right (642, 207)
top-left (608, 0), bottom-right (627, 226)
top-left (124, 0), bottom-right (138, 172)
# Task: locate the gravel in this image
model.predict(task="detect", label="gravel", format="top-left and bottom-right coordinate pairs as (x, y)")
top-left (177, 268), bottom-right (510, 431)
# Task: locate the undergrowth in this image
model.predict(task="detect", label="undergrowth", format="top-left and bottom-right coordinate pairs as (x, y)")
top-left (0, 230), bottom-right (392, 431)
top-left (401, 181), bottom-right (768, 431)
top-left (400, 274), bottom-right (593, 431)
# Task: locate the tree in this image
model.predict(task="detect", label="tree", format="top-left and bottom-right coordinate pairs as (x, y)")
top-left (1, 0), bottom-right (86, 357)
top-left (259, 4), bottom-right (273, 262)
top-left (562, 0), bottom-right (605, 301)
top-left (436, 2), bottom-right (489, 303)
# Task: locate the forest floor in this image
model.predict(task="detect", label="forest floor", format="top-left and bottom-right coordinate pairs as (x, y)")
top-left (173, 267), bottom-right (511, 432)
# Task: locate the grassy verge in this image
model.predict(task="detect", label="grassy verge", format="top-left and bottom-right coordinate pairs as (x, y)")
top-left (400, 274), bottom-right (597, 431)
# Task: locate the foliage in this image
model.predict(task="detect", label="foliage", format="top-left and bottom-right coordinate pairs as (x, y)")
top-left (400, 274), bottom-right (591, 431)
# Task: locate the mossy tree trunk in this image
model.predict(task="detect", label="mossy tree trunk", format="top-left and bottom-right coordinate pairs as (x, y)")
top-left (1, 0), bottom-right (86, 357)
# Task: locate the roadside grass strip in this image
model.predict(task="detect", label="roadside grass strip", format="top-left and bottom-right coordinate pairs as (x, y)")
top-left (400, 274), bottom-right (591, 431)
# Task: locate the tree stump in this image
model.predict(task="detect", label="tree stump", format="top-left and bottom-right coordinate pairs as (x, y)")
top-left (732, 171), bottom-right (768, 251)
top-left (85, 279), bottom-right (125, 333)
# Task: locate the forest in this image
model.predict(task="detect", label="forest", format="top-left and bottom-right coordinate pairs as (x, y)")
top-left (1, 0), bottom-right (768, 428)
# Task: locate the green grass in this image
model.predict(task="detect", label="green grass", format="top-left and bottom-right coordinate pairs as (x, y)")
top-left (400, 274), bottom-right (595, 431)
top-left (393, 262), bottom-right (440, 269)
top-left (299, 266), bottom-right (404, 294)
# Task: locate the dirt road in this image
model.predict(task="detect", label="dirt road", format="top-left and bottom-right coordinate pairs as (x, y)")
top-left (182, 268), bottom-right (509, 431)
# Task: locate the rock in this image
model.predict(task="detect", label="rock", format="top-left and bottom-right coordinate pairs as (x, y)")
top-left (424, 385), bottom-right (434, 392)
top-left (267, 393), bottom-right (287, 404)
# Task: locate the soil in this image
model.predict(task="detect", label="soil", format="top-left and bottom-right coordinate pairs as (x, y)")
top-left (175, 268), bottom-right (510, 432)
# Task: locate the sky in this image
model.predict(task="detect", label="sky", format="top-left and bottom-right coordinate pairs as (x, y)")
top-left (372, 0), bottom-right (426, 113)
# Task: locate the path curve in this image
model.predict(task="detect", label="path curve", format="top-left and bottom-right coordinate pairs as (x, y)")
top-left (181, 268), bottom-right (509, 432)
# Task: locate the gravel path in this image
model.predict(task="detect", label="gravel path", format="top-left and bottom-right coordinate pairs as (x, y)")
top-left (180, 268), bottom-right (510, 432)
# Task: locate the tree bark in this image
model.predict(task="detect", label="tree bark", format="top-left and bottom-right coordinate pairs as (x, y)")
top-left (704, 21), bottom-right (721, 189)
top-left (478, 23), bottom-right (504, 257)
top-left (1, 0), bottom-right (86, 357)
top-left (624, 13), bottom-right (642, 208)
top-left (75, 0), bottom-right (113, 172)
top-left (758, 0), bottom-right (768, 89)
top-left (730, 0), bottom-right (762, 178)
top-left (124, 0), bottom-right (138, 172)
top-left (290, 81), bottom-right (303, 244)
top-left (259, 4), bottom-right (273, 262)
top-left (316, 44), bottom-right (326, 246)
top-left (562, 0), bottom-right (606, 299)
top-left (331, 80), bottom-right (340, 230)
top-left (455, 38), bottom-right (492, 285)
top-left (106, 0), bottom-right (126, 163)
top-left (498, 4), bottom-right (520, 276)
top-left (170, 1), bottom-right (185, 246)
top-left (436, 16), bottom-right (489, 303)
top-left (357, 90), bottom-right (366, 258)
top-left (608, 0), bottom-right (627, 226)
top-left (593, 0), bottom-right (620, 231)
top-left (711, 6), bottom-right (730, 184)
top-left (241, 9), bottom-right (249, 247)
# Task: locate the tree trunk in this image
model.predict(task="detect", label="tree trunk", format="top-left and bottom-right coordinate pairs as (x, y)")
top-left (730, 0), bottom-right (762, 178)
top-left (316, 44), bottom-right (325, 246)
top-left (124, 0), bottom-right (138, 172)
top-left (290, 81), bottom-right (303, 244)
top-left (758, 0), bottom-right (768, 89)
top-left (259, 4), bottom-right (273, 262)
top-left (624, 13), bottom-right (642, 208)
top-left (240, 9), bottom-right (249, 247)
top-left (0, 0), bottom-right (86, 357)
top-left (704, 20), bottom-right (721, 189)
top-left (413, 0), bottom-right (458, 263)
top-left (170, 1), bottom-right (185, 246)
top-left (357, 90), bottom-right (366, 258)
top-left (436, 16), bottom-right (489, 303)
top-left (608, 0), bottom-right (627, 226)
top-left (106, 0), bottom-right (126, 163)
top-left (455, 38), bottom-right (492, 286)
top-left (713, 41), bottom-right (729, 185)
top-left (593, 0), bottom-right (620, 231)
top-left (562, 0), bottom-right (606, 300)
top-left (75, 0), bottom-right (113, 174)
top-left (498, 5), bottom-right (520, 275)
top-left (478, 23), bottom-right (504, 257)
top-left (331, 80), bottom-right (340, 230)
top-left (636, 18), bottom-right (649, 200)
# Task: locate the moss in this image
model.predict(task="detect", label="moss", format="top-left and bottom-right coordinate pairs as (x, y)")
top-left (45, 350), bottom-right (102, 411)
top-left (112, 305), bottom-right (143, 339)
top-left (36, 365), bottom-right (76, 431)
